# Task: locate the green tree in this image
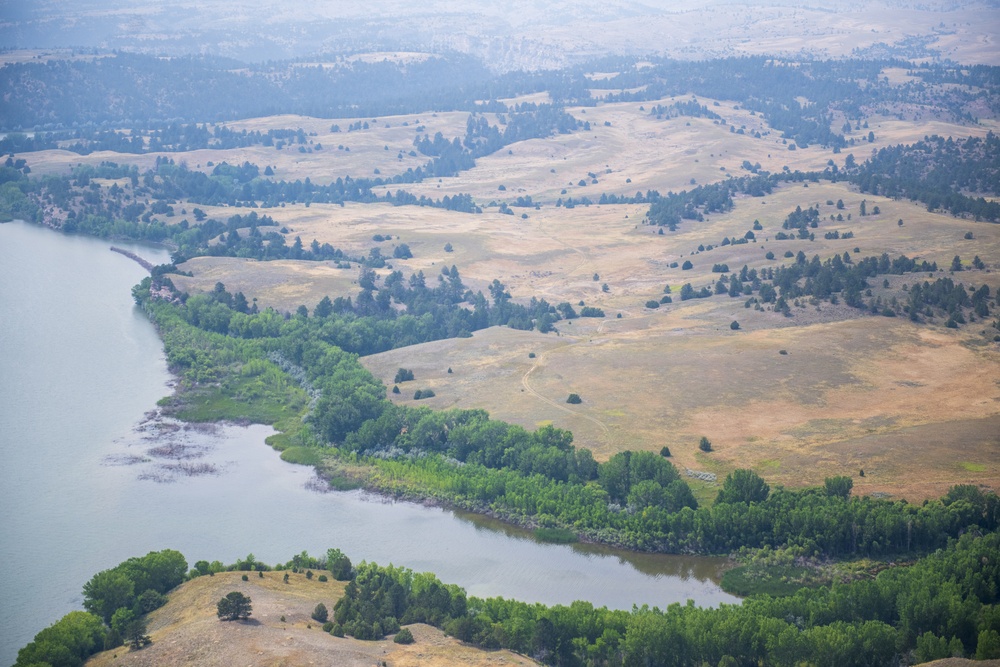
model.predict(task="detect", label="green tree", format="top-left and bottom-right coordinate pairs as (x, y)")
top-left (716, 469), bottom-right (770, 504)
top-left (217, 592), bottom-right (253, 621)
top-left (327, 548), bottom-right (353, 580)
top-left (978, 629), bottom-right (1000, 659)
top-left (111, 608), bottom-right (150, 650)
top-left (14, 611), bottom-right (106, 667)
top-left (312, 603), bottom-right (329, 623)
top-left (824, 476), bottom-right (853, 498)
top-left (394, 627), bottom-right (415, 644)
top-left (698, 436), bottom-right (712, 452)
top-left (314, 295), bottom-right (334, 317)
top-left (82, 570), bottom-right (134, 625)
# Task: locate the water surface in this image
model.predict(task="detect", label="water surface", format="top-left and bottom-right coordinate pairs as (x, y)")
top-left (0, 221), bottom-right (737, 665)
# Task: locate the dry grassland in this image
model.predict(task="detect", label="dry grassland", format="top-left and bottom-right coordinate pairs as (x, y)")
top-left (346, 183), bottom-right (1000, 502)
top-left (373, 98), bottom-right (852, 204)
top-left (31, 88), bottom-right (996, 502)
top-left (17, 111), bottom-right (475, 181)
top-left (84, 571), bottom-right (537, 667)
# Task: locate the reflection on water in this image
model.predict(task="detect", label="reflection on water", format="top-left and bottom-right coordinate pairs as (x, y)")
top-left (453, 509), bottom-right (732, 582)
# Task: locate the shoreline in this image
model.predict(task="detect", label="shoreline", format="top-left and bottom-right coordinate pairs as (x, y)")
top-left (110, 245), bottom-right (156, 272)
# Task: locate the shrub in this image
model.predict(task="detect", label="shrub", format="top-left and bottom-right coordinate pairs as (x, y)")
top-left (414, 389), bottom-right (435, 400)
top-left (322, 621), bottom-right (334, 632)
top-left (306, 570), bottom-right (314, 580)
top-left (394, 368), bottom-right (414, 383)
top-left (681, 260), bottom-right (693, 270)
top-left (645, 300), bottom-right (660, 309)
top-left (660, 446), bottom-right (671, 457)
top-left (730, 321), bottom-right (740, 330)
top-left (394, 628), bottom-right (415, 644)
top-left (312, 603), bottom-right (328, 623)
top-left (332, 624), bottom-right (345, 637)
top-left (699, 436), bottom-right (712, 452)
top-left (566, 393), bottom-right (582, 404)
top-left (318, 574), bottom-right (328, 582)
top-left (241, 574), bottom-right (249, 581)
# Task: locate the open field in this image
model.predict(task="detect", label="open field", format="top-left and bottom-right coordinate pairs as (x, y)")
top-left (174, 180), bottom-right (1000, 315)
top-left (19, 71), bottom-right (997, 503)
top-left (166, 177), bottom-right (1000, 504)
top-left (18, 88), bottom-right (995, 194)
top-left (17, 111), bottom-right (478, 181)
top-left (84, 571), bottom-right (538, 667)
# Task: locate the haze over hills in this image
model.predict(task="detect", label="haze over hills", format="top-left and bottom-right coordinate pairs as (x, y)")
top-left (4, 0), bottom-right (1000, 665)
top-left (2, 0), bottom-right (998, 67)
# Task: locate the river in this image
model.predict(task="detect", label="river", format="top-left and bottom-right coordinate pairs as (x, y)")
top-left (0, 220), bottom-right (737, 665)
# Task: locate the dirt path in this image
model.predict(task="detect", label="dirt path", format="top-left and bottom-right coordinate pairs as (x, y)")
top-left (520, 342), bottom-right (612, 442)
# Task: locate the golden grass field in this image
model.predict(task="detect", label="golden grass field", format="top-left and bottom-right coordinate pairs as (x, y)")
top-left (84, 572), bottom-right (538, 667)
top-left (22, 66), bottom-right (998, 503)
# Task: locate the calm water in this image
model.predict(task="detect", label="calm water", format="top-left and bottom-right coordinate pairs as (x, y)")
top-left (0, 220), bottom-right (737, 665)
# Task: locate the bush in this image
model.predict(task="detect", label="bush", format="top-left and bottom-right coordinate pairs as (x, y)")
top-left (331, 624), bottom-right (345, 637)
top-left (394, 627), bottom-right (415, 644)
top-left (681, 260), bottom-right (693, 270)
top-left (413, 389), bottom-right (435, 400)
top-left (566, 393), bottom-right (582, 404)
top-left (322, 621), bottom-right (334, 632)
top-left (312, 603), bottom-right (328, 623)
top-left (318, 574), bottom-right (328, 582)
top-left (394, 368), bottom-right (414, 383)
top-left (699, 436), bottom-right (712, 452)
top-left (645, 300), bottom-right (660, 309)
top-left (730, 321), bottom-right (740, 330)
top-left (660, 446), bottom-right (671, 457)
top-left (241, 574), bottom-right (249, 581)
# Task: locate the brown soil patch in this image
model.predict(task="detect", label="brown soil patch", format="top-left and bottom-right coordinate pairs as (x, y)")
top-left (85, 571), bottom-right (537, 667)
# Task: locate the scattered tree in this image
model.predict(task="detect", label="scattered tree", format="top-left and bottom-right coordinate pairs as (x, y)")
top-left (566, 393), bottom-right (582, 404)
top-left (217, 592), bottom-right (253, 621)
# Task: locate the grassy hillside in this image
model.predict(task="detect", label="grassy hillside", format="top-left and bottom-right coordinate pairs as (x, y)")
top-left (84, 571), bottom-right (538, 667)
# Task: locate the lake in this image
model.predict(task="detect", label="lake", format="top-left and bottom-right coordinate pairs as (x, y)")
top-left (0, 220), bottom-right (738, 665)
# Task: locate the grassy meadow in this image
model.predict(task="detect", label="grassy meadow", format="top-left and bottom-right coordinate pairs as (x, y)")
top-left (27, 77), bottom-right (997, 504)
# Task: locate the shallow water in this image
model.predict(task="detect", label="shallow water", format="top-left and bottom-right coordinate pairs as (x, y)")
top-left (0, 220), bottom-right (737, 665)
